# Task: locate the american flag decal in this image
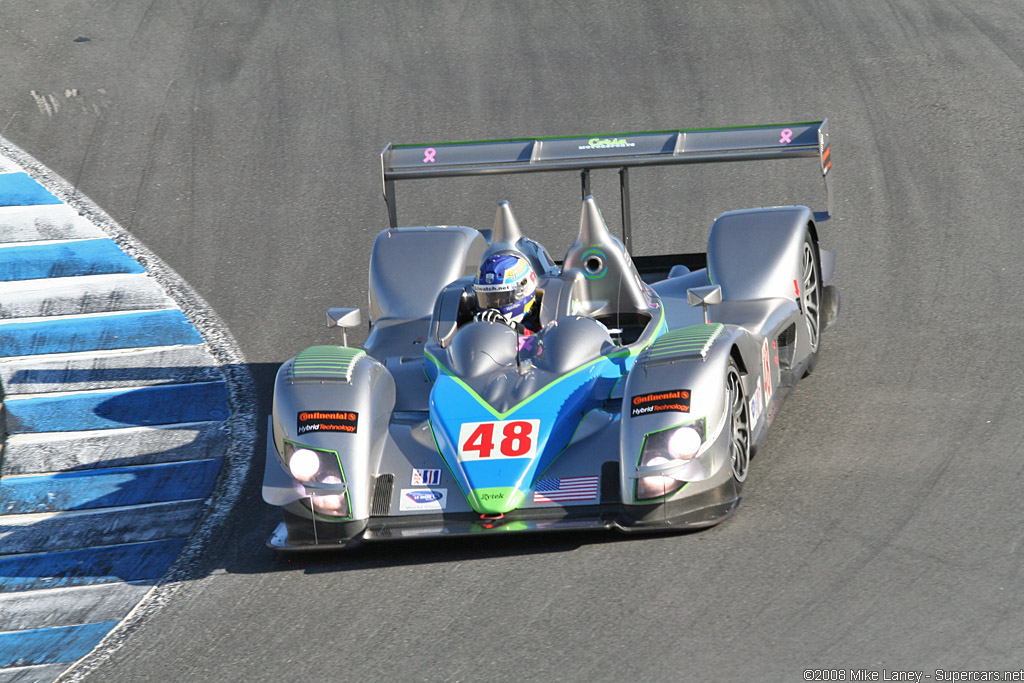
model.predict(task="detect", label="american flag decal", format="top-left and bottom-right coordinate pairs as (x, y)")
top-left (533, 475), bottom-right (599, 503)
top-left (411, 468), bottom-right (441, 486)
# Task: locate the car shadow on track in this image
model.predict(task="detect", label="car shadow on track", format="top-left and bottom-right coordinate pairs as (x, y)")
top-left (235, 523), bottom-right (698, 578)
top-left (0, 361), bottom-right (249, 590)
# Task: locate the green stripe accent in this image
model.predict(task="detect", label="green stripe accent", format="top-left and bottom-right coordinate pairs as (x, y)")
top-left (293, 346), bottom-right (365, 381)
top-left (647, 323), bottom-right (723, 359)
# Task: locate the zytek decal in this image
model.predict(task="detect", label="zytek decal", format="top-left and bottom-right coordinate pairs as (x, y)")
top-left (629, 390), bottom-right (690, 418)
top-left (458, 419), bottom-right (540, 461)
top-left (297, 410), bottom-right (359, 435)
top-left (761, 339), bottom-right (773, 402)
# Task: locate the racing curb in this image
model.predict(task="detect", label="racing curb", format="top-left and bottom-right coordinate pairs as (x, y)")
top-left (0, 137), bottom-right (256, 683)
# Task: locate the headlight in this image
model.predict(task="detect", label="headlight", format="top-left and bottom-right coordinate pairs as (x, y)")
top-left (283, 441), bottom-right (344, 486)
top-left (635, 419), bottom-right (714, 501)
top-left (288, 448), bottom-right (320, 481)
top-left (667, 427), bottom-right (701, 459)
top-left (283, 441), bottom-right (351, 517)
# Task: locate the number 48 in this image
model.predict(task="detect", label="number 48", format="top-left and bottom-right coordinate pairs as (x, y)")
top-left (458, 420), bottom-right (539, 460)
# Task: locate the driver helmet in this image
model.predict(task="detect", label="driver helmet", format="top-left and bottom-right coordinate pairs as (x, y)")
top-left (473, 251), bottom-right (537, 324)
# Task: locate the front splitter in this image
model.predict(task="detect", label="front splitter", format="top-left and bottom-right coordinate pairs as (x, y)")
top-left (267, 482), bottom-right (740, 551)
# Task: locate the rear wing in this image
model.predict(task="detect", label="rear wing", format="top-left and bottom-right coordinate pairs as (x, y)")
top-left (381, 119), bottom-right (832, 252)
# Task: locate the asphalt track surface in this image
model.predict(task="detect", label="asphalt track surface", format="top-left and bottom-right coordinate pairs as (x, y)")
top-left (3, 2), bottom-right (1024, 680)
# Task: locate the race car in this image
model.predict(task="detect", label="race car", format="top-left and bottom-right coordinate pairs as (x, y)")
top-left (262, 120), bottom-right (838, 549)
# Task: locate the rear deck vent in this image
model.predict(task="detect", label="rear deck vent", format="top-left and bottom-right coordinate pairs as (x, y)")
top-left (600, 461), bottom-right (621, 504)
top-left (371, 474), bottom-right (394, 516)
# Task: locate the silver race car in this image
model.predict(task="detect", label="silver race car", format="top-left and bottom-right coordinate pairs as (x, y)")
top-left (263, 120), bottom-right (838, 549)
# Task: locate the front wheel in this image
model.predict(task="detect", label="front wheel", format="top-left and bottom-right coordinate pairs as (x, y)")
top-left (726, 361), bottom-right (750, 483)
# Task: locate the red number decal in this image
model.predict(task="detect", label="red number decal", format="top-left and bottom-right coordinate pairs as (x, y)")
top-left (501, 421), bottom-right (533, 457)
top-left (462, 423), bottom-right (494, 458)
top-left (458, 420), bottom-right (539, 461)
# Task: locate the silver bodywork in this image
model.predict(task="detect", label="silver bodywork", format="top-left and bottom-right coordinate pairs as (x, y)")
top-left (262, 122), bottom-right (838, 549)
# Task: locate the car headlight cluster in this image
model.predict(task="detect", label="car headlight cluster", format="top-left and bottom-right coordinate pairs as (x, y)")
top-left (635, 417), bottom-right (719, 501)
top-left (283, 441), bottom-right (350, 517)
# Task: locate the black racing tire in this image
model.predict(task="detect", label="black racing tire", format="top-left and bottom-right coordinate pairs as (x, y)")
top-left (726, 360), bottom-right (751, 483)
top-left (800, 229), bottom-right (823, 377)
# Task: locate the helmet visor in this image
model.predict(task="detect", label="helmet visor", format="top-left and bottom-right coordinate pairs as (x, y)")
top-left (474, 286), bottom-right (519, 311)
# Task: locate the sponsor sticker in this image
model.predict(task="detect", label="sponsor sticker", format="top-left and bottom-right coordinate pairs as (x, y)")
top-left (411, 468), bottom-right (441, 486)
top-left (399, 488), bottom-right (447, 512)
top-left (577, 137), bottom-right (636, 150)
top-left (297, 410), bottom-right (358, 435)
top-left (749, 385), bottom-right (762, 428)
top-left (630, 390), bottom-right (691, 418)
top-left (761, 339), bottom-right (773, 402)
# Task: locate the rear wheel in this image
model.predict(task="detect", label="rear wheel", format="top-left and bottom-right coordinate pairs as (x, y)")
top-left (726, 362), bottom-right (750, 483)
top-left (799, 231), bottom-right (823, 378)
top-left (801, 232), bottom-right (822, 355)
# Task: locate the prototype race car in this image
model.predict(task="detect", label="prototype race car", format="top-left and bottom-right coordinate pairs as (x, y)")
top-left (262, 120), bottom-right (838, 549)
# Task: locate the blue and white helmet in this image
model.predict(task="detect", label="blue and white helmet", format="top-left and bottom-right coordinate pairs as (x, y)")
top-left (473, 252), bottom-right (537, 324)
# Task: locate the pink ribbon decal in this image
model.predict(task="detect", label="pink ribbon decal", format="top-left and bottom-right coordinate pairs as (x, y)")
top-left (779, 129), bottom-right (793, 144)
top-left (423, 147), bottom-right (436, 163)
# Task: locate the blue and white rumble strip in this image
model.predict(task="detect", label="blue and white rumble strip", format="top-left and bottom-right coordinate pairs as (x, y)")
top-left (0, 141), bottom-right (252, 682)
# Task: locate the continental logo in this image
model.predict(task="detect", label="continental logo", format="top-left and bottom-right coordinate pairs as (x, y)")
top-left (577, 137), bottom-right (636, 150)
top-left (297, 410), bottom-right (359, 435)
top-left (630, 390), bottom-right (690, 417)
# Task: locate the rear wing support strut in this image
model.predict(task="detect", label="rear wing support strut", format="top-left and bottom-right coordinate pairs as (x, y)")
top-left (620, 167), bottom-right (632, 253)
top-left (381, 119), bottom-right (832, 247)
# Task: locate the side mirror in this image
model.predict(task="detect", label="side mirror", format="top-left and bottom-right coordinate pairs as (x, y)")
top-left (326, 307), bottom-right (361, 347)
top-left (686, 285), bottom-right (722, 324)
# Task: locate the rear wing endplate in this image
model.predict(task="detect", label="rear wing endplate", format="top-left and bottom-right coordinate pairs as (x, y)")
top-left (381, 119), bottom-right (832, 251)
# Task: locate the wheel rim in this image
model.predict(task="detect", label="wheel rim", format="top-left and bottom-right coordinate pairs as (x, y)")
top-left (802, 241), bottom-right (820, 352)
top-left (728, 368), bottom-right (750, 482)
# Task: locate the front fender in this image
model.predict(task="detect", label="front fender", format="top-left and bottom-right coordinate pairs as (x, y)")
top-left (621, 325), bottom-right (745, 503)
top-left (266, 346), bottom-right (395, 520)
